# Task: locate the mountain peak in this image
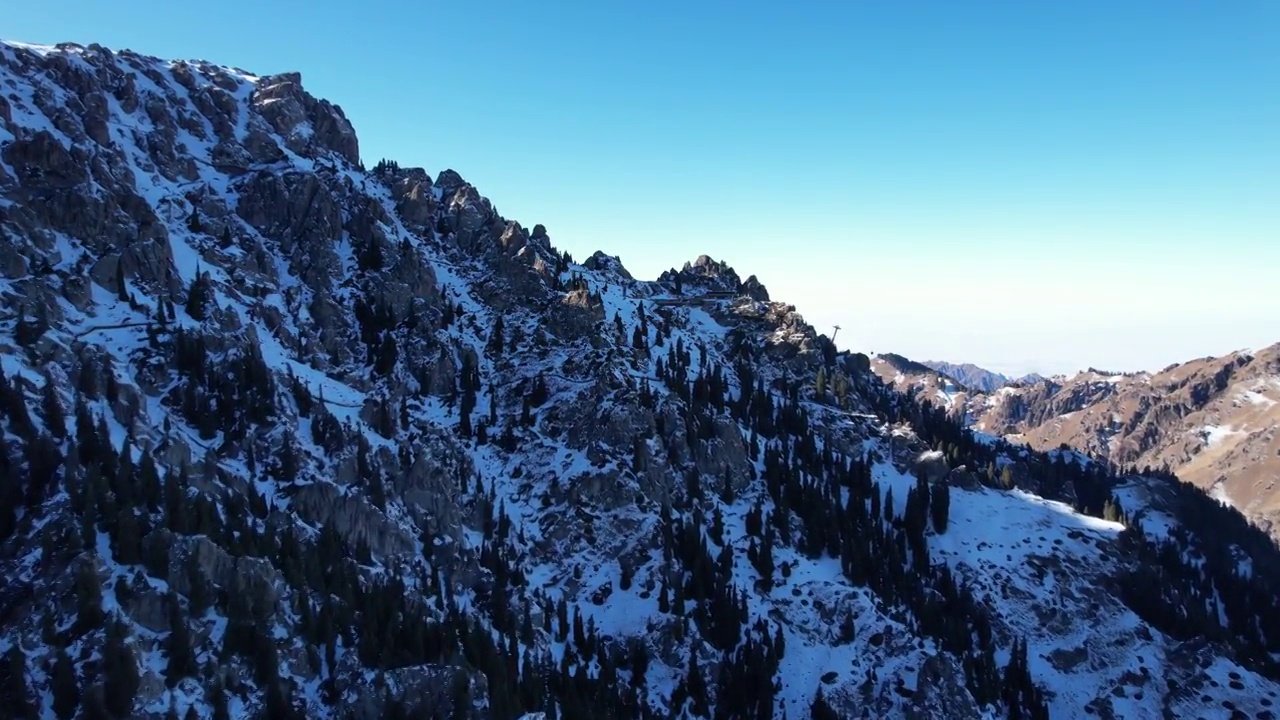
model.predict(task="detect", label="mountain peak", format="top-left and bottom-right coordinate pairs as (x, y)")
top-left (655, 254), bottom-right (770, 301)
top-left (2, 38), bottom-right (1278, 720)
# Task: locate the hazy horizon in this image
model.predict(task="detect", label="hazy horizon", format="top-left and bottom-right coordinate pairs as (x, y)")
top-left (7, 1), bottom-right (1278, 377)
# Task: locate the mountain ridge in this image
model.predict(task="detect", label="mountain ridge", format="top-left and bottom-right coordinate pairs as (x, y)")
top-left (2, 38), bottom-right (1280, 720)
top-left (877, 343), bottom-right (1280, 539)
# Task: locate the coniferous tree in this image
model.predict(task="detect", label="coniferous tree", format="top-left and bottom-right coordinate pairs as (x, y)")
top-left (0, 645), bottom-right (34, 719)
top-left (164, 595), bottom-right (196, 686)
top-left (810, 688), bottom-right (839, 720)
top-left (51, 648), bottom-right (80, 720)
top-left (103, 617), bottom-right (140, 718)
top-left (186, 553), bottom-right (211, 618)
top-left (115, 258), bottom-right (129, 302)
top-left (75, 560), bottom-right (105, 633)
top-left (184, 271), bottom-right (211, 321)
top-left (41, 377), bottom-right (66, 440)
top-left (488, 315), bottom-right (505, 357)
top-left (210, 682), bottom-right (231, 720)
top-left (930, 482), bottom-right (951, 534)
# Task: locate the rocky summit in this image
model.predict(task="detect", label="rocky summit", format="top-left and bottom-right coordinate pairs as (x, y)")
top-left (3, 39), bottom-right (1280, 720)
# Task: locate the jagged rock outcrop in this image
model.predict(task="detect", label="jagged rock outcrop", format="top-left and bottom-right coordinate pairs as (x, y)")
top-left (3, 39), bottom-right (1279, 720)
top-left (251, 71), bottom-right (360, 164)
top-left (906, 654), bottom-right (983, 720)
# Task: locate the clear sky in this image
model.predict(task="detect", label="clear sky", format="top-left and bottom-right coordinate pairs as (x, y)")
top-left (7, 1), bottom-right (1279, 375)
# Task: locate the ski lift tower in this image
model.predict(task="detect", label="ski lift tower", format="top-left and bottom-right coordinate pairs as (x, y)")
top-left (831, 324), bottom-right (841, 344)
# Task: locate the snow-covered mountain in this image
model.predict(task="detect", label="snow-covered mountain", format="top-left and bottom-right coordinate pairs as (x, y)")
top-left (3, 39), bottom-right (1280, 720)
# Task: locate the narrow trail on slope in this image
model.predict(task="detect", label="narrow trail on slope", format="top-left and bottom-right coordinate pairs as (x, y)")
top-left (74, 321), bottom-right (152, 338)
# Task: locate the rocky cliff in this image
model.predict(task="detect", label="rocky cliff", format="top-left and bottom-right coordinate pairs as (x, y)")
top-left (2, 39), bottom-right (1280, 720)
top-left (969, 348), bottom-right (1280, 537)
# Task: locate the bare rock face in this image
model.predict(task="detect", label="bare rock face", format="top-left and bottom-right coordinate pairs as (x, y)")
top-left (740, 273), bottom-right (770, 301)
top-left (292, 482), bottom-right (417, 558)
top-left (164, 533), bottom-right (282, 617)
top-left (946, 467), bottom-right (982, 490)
top-left (906, 654), bottom-right (983, 720)
top-left (391, 169), bottom-right (438, 232)
top-left (433, 168), bottom-right (467, 196)
top-left (235, 170), bottom-right (344, 289)
top-left (911, 450), bottom-right (950, 484)
top-left (447, 184), bottom-right (505, 253)
top-left (393, 434), bottom-right (473, 542)
top-left (584, 251), bottom-right (633, 280)
top-left (251, 72), bottom-right (360, 164)
top-left (2, 130), bottom-right (86, 187)
top-left (959, 344), bottom-right (1280, 538)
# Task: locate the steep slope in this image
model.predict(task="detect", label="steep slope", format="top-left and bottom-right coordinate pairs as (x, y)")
top-left (870, 353), bottom-right (971, 416)
top-left (919, 361), bottom-right (1011, 394)
top-left (2, 39), bottom-right (1280, 720)
top-left (969, 346), bottom-right (1280, 537)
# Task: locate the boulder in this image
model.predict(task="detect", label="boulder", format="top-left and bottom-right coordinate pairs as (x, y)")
top-left (911, 450), bottom-right (950, 484)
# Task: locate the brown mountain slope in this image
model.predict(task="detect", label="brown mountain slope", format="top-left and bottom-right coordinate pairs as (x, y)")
top-left (878, 345), bottom-right (1280, 537)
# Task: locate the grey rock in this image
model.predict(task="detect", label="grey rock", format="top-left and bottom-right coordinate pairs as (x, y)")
top-left (251, 72), bottom-right (359, 164)
top-left (124, 587), bottom-right (171, 633)
top-left (740, 274), bottom-right (770, 301)
top-left (391, 170), bottom-right (438, 232)
top-left (434, 168), bottom-right (467, 196)
top-left (2, 130), bottom-right (86, 187)
top-left (906, 654), bottom-right (983, 720)
top-left (166, 534), bottom-right (282, 618)
top-left (946, 468), bottom-right (982, 490)
top-left (291, 481), bottom-right (417, 558)
top-left (911, 450), bottom-right (950, 484)
top-left (584, 251), bottom-right (633, 280)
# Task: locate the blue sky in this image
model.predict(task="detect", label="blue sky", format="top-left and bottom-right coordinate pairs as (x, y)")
top-left (7, 1), bottom-right (1279, 374)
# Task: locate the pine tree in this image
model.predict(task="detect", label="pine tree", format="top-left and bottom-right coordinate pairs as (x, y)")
top-left (930, 482), bottom-right (951, 534)
top-left (720, 466), bottom-right (735, 504)
top-left (51, 648), bottom-right (80, 720)
top-left (0, 645), bottom-right (34, 719)
top-left (810, 688), bottom-right (839, 720)
top-left (115, 258), bottom-right (129, 302)
top-left (164, 595), bottom-right (196, 686)
top-left (184, 271), bottom-right (210, 321)
top-left (186, 553), bottom-right (211, 618)
top-left (488, 315), bottom-right (505, 357)
top-left (41, 377), bottom-right (66, 440)
top-left (210, 682), bottom-right (231, 720)
top-left (103, 617), bottom-right (140, 718)
top-left (74, 560), bottom-right (105, 633)
top-left (114, 506), bottom-right (142, 565)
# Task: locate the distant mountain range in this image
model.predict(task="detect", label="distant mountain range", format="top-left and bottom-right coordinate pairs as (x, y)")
top-left (919, 361), bottom-right (1045, 393)
top-left (882, 347), bottom-right (1280, 539)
